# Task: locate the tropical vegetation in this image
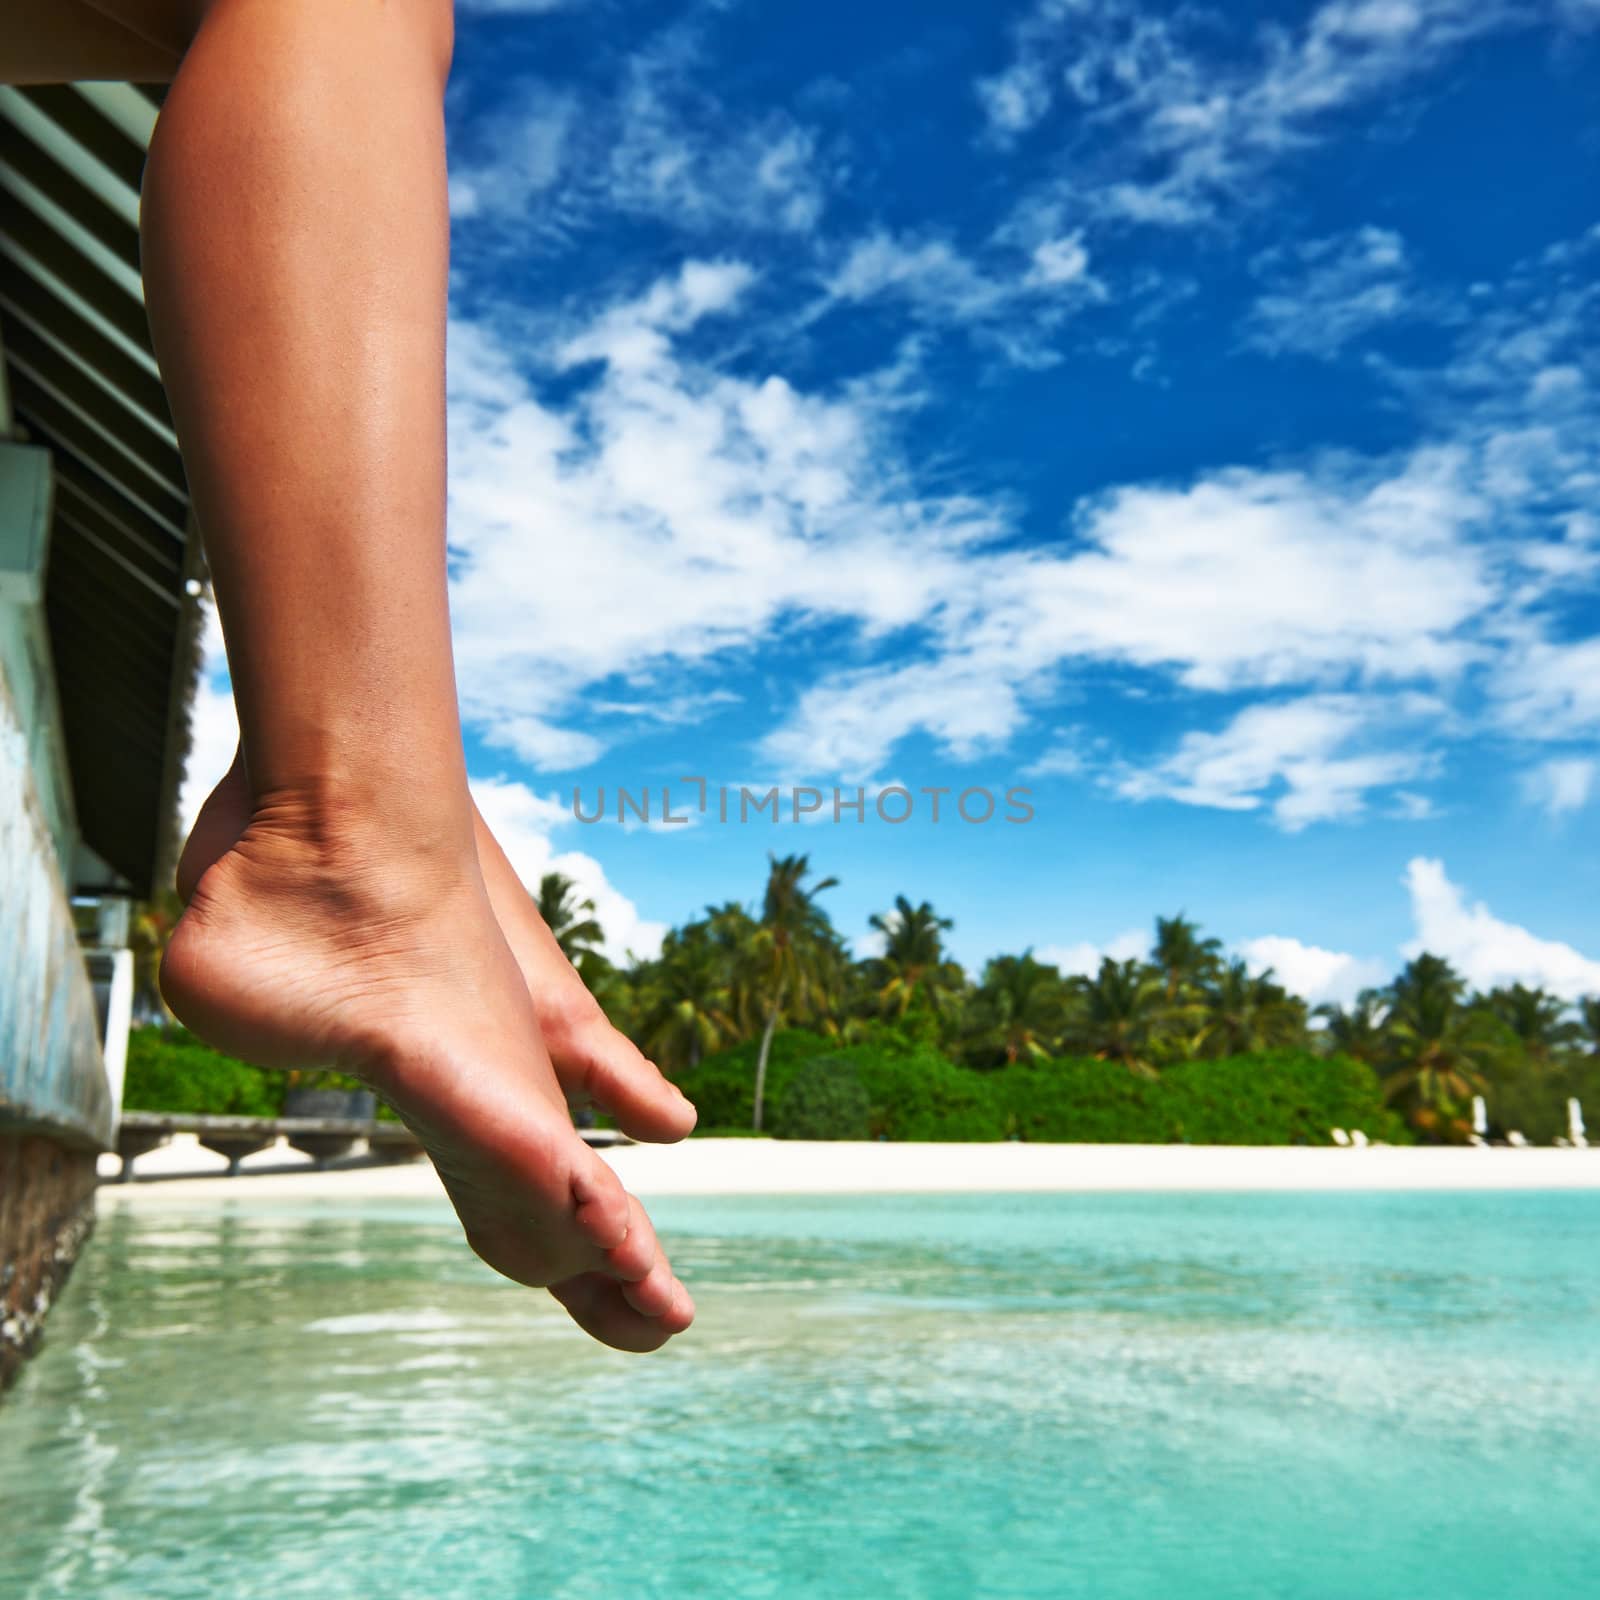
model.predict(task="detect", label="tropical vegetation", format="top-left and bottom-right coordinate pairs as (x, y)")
top-left (125, 858), bottom-right (1600, 1146)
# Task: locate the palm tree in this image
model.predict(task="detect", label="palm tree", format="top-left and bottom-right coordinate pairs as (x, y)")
top-left (1063, 956), bottom-right (1174, 1077)
top-left (748, 854), bottom-right (840, 1131)
top-left (701, 900), bottom-right (765, 1038)
top-left (866, 895), bottom-right (965, 1021)
top-left (1380, 953), bottom-right (1506, 1137)
top-left (536, 872), bottom-right (605, 966)
top-left (1482, 983), bottom-right (1579, 1066)
top-left (1195, 961), bottom-right (1308, 1057)
top-left (1315, 990), bottom-right (1389, 1065)
top-left (1151, 913), bottom-right (1223, 1002)
top-left (635, 924), bottom-right (739, 1073)
top-left (1577, 997), bottom-right (1600, 1060)
top-left (962, 953), bottom-right (1069, 1067)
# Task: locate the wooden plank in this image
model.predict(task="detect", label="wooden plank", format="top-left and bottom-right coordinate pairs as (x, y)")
top-left (15, 86), bottom-right (148, 194)
top-left (0, 118), bottom-right (141, 278)
top-left (0, 268), bottom-right (173, 435)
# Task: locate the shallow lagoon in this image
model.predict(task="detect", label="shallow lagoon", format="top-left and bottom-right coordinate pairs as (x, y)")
top-left (5, 1190), bottom-right (1598, 1598)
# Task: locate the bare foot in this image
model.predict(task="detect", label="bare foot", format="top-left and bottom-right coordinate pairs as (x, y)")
top-left (162, 788), bottom-right (694, 1352)
top-left (180, 749), bottom-right (696, 1143)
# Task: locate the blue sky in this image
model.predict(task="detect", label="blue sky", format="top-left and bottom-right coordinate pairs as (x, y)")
top-left (189, 0), bottom-right (1600, 1001)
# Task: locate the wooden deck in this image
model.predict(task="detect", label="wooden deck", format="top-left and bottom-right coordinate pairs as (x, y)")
top-left (112, 1110), bottom-right (633, 1178)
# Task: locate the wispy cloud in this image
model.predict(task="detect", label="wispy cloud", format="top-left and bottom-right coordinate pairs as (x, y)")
top-left (439, 0), bottom-right (1600, 846)
top-left (978, 0), bottom-right (1531, 231)
top-left (456, 0), bottom-right (586, 11)
top-left (1497, 640), bottom-right (1600, 738)
top-left (462, 228), bottom-right (1600, 798)
top-left (754, 439), bottom-right (1499, 782)
top-left (448, 26), bottom-right (830, 246)
top-left (1521, 756), bottom-right (1597, 816)
top-left (446, 260), bottom-right (1006, 775)
top-left (1113, 693), bottom-right (1442, 830)
top-left (446, 206), bottom-right (1600, 823)
top-left (817, 226), bottom-right (1105, 364)
top-left (1243, 225), bottom-right (1430, 358)
top-left (448, 92), bottom-right (577, 221)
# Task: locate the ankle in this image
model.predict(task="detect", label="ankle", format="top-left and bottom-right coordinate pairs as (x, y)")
top-left (224, 783), bottom-right (480, 910)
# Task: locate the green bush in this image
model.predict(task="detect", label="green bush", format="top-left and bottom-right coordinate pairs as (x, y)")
top-left (127, 1014), bottom-right (1408, 1147)
top-left (992, 1051), bottom-right (1410, 1146)
top-left (769, 1054), bottom-right (872, 1141)
top-left (672, 1029), bottom-right (831, 1131)
top-left (680, 1032), bottom-right (1007, 1140)
top-left (992, 1056), bottom-right (1164, 1143)
top-left (1167, 1052), bottom-right (1409, 1145)
top-left (850, 1043), bottom-right (1006, 1141)
top-left (679, 1032), bottom-right (1409, 1144)
top-left (1483, 1055), bottom-right (1600, 1144)
top-left (120, 1026), bottom-right (397, 1118)
top-left (123, 1024), bottom-right (287, 1117)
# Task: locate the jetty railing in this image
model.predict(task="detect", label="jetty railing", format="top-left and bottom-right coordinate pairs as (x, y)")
top-left (113, 1110), bottom-right (632, 1179)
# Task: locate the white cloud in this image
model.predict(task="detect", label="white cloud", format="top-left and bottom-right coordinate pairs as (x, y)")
top-left (457, 0), bottom-right (581, 11)
top-left (976, 57), bottom-right (1052, 138)
top-left (607, 105), bottom-right (825, 236)
top-left (827, 232), bottom-right (1004, 318)
top-left (980, 0), bottom-right (1531, 229)
top-left (448, 95), bottom-right (576, 220)
top-left (1025, 733), bottom-right (1094, 778)
top-left (1521, 756), bottom-right (1596, 817)
top-left (761, 443), bottom-right (1493, 779)
top-left (1027, 231), bottom-right (1093, 287)
top-left (177, 605), bottom-right (239, 837)
top-left (1115, 693), bottom-right (1438, 829)
top-left (1037, 929), bottom-right (1146, 977)
top-left (1387, 789), bottom-right (1437, 821)
top-left (1244, 226), bottom-right (1423, 358)
top-left (483, 716), bottom-right (605, 772)
top-left (448, 24), bottom-right (829, 244)
top-left (1403, 856), bottom-right (1600, 999)
top-left (470, 776), bottom-right (666, 962)
top-left (446, 261), bottom-right (1006, 771)
top-left (1494, 638), bottom-right (1600, 737)
top-left (760, 660), bottom-right (1028, 781)
top-left (1241, 859), bottom-right (1600, 1009)
top-left (1017, 449), bottom-right (1491, 690)
top-left (820, 227), bottom-right (1104, 362)
top-left (560, 258), bottom-right (756, 368)
top-left (1238, 934), bottom-right (1387, 1006)
top-left (445, 229), bottom-right (1591, 816)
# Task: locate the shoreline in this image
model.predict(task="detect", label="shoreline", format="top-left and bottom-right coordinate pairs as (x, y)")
top-left (95, 1134), bottom-right (1600, 1204)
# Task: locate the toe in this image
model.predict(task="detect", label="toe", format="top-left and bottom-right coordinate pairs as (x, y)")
top-left (660, 1277), bottom-right (695, 1334)
top-left (621, 1257), bottom-right (677, 1318)
top-left (570, 1151), bottom-right (630, 1252)
top-left (549, 1273), bottom-right (686, 1354)
top-left (566, 1023), bottom-right (698, 1144)
top-left (604, 1194), bottom-right (660, 1283)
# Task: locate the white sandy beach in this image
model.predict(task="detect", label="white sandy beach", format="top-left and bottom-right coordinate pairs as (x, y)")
top-left (96, 1132), bottom-right (1600, 1206)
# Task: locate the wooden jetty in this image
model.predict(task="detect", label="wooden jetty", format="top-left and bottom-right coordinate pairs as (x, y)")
top-left (113, 1111), bottom-right (633, 1179)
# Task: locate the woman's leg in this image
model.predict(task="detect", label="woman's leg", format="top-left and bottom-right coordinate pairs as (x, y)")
top-left (84, 0), bottom-right (696, 1148)
top-left (128, 0), bottom-right (691, 1348)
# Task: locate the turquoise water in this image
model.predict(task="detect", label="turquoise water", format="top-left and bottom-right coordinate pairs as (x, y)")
top-left (4, 1191), bottom-right (1598, 1599)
